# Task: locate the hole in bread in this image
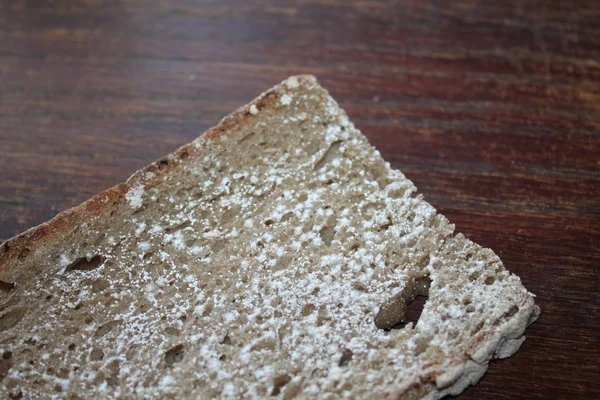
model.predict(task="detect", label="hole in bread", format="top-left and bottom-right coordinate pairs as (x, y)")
top-left (165, 220), bottom-right (191, 233)
top-left (0, 308), bottom-right (27, 333)
top-left (0, 281), bottom-right (15, 293)
top-left (95, 320), bottom-right (119, 337)
top-left (338, 348), bottom-right (353, 367)
top-left (301, 304), bottom-right (315, 316)
top-left (164, 327), bottom-right (179, 336)
top-left (353, 281), bottom-right (367, 292)
top-left (271, 374), bottom-right (292, 396)
top-left (484, 276), bottom-right (495, 285)
top-left (472, 321), bottom-right (484, 334)
top-left (132, 204), bottom-right (147, 215)
top-left (164, 344), bottom-right (185, 367)
top-left (400, 295), bottom-right (428, 328)
top-left (179, 149), bottom-right (189, 159)
top-left (281, 212), bottom-right (294, 223)
top-left (221, 334), bottom-right (232, 345)
top-left (414, 276), bottom-right (431, 296)
top-left (17, 248), bottom-right (30, 260)
top-left (378, 219), bottom-right (392, 232)
top-left (0, 361), bottom-right (12, 383)
top-left (507, 305), bottom-right (519, 317)
top-left (238, 132), bottom-right (255, 145)
top-left (106, 361), bottom-right (120, 387)
top-left (90, 348), bottom-right (104, 361)
top-left (319, 226), bottom-right (336, 246)
top-left (8, 390), bottom-right (22, 399)
top-left (375, 277), bottom-right (430, 330)
top-left (202, 303), bottom-right (213, 317)
top-left (251, 336), bottom-right (277, 351)
top-left (469, 272), bottom-right (480, 281)
top-left (174, 186), bottom-right (190, 197)
top-left (66, 256), bottom-right (105, 272)
top-left (387, 185), bottom-right (408, 199)
top-left (314, 141), bottom-right (342, 170)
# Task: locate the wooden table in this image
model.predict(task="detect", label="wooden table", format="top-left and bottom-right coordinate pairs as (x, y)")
top-left (1, 1), bottom-right (598, 398)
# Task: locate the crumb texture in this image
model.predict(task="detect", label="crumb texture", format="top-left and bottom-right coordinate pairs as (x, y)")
top-left (0, 76), bottom-right (535, 399)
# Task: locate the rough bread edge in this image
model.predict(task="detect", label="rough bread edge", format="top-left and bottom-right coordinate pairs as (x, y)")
top-left (0, 74), bottom-right (318, 279)
top-left (396, 300), bottom-right (540, 400)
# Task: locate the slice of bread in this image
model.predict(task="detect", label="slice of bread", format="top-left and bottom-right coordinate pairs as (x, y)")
top-left (0, 75), bottom-right (538, 399)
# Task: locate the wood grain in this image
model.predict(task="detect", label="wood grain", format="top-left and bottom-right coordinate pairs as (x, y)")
top-left (0, 0), bottom-right (598, 398)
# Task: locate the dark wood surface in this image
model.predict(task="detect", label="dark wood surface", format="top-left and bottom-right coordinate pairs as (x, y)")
top-left (1, 1), bottom-right (598, 398)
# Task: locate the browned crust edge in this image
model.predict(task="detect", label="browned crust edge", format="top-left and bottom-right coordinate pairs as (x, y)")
top-left (0, 74), bottom-right (319, 276)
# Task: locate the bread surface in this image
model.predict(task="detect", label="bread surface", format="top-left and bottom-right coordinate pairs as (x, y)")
top-left (0, 75), bottom-right (538, 399)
